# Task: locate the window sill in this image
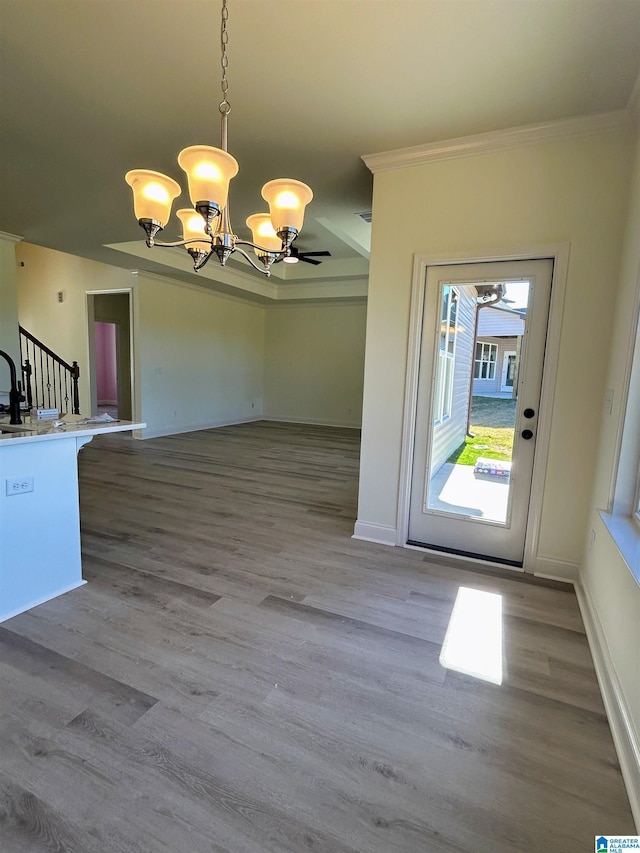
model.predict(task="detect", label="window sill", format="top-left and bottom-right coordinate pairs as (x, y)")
top-left (598, 510), bottom-right (640, 588)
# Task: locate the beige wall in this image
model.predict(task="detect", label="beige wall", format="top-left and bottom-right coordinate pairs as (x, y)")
top-left (264, 300), bottom-right (366, 428)
top-left (136, 274), bottom-right (265, 438)
top-left (581, 129), bottom-right (640, 776)
top-left (358, 128), bottom-right (634, 569)
top-left (16, 242), bottom-right (134, 417)
top-left (15, 244), bottom-right (267, 436)
top-left (14, 243), bottom-right (366, 436)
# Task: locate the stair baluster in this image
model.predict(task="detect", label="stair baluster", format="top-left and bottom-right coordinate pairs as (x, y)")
top-left (19, 326), bottom-right (80, 415)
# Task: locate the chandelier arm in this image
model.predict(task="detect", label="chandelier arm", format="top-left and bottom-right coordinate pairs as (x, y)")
top-left (232, 245), bottom-right (273, 276)
top-left (235, 239), bottom-right (286, 258)
top-left (148, 237), bottom-right (215, 250)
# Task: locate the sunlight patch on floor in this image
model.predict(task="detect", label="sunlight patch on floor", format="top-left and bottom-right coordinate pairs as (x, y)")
top-left (439, 586), bottom-right (503, 685)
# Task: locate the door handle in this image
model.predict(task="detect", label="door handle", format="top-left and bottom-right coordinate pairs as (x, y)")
top-left (522, 429), bottom-right (534, 440)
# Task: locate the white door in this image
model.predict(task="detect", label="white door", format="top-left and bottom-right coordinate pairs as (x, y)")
top-left (501, 350), bottom-right (517, 392)
top-left (407, 259), bottom-right (552, 566)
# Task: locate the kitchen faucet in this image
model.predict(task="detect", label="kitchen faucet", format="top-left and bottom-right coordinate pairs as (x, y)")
top-left (0, 349), bottom-right (23, 424)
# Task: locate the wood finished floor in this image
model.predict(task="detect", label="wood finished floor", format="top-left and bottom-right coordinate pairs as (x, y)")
top-left (0, 421), bottom-right (634, 852)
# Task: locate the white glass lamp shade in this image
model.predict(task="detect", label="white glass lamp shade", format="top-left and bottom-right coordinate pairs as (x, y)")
top-left (177, 145), bottom-right (239, 210)
top-left (177, 209), bottom-right (210, 252)
top-left (261, 179), bottom-right (313, 234)
top-left (125, 170), bottom-right (181, 226)
top-left (246, 214), bottom-right (282, 256)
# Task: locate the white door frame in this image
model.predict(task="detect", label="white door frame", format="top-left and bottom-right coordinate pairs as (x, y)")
top-left (396, 244), bottom-right (569, 575)
top-left (501, 349), bottom-right (517, 392)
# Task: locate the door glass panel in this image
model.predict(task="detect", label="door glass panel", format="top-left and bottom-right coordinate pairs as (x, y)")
top-left (425, 280), bottom-right (530, 524)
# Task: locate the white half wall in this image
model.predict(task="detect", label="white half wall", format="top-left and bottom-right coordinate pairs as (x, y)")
top-left (264, 300), bottom-right (367, 428)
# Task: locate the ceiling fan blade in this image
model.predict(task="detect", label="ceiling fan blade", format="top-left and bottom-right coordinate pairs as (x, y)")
top-left (273, 247), bottom-right (331, 265)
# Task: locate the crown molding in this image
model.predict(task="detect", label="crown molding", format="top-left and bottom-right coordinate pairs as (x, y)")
top-left (132, 268), bottom-right (273, 308)
top-left (0, 231), bottom-right (23, 244)
top-left (105, 240), bottom-right (279, 301)
top-left (275, 278), bottom-right (368, 302)
top-left (362, 111), bottom-right (630, 174)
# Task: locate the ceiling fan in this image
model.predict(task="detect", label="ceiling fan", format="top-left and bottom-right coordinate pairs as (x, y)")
top-left (277, 246), bottom-right (332, 266)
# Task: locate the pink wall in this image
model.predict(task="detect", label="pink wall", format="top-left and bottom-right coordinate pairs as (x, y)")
top-left (95, 321), bottom-right (117, 404)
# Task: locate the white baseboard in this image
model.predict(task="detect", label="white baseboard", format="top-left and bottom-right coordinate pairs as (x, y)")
top-left (263, 416), bottom-right (361, 429)
top-left (0, 580), bottom-right (87, 624)
top-left (352, 521), bottom-right (397, 546)
top-left (575, 580), bottom-right (640, 831)
top-left (140, 416), bottom-right (262, 440)
top-left (138, 416), bottom-right (361, 441)
top-left (532, 554), bottom-right (580, 582)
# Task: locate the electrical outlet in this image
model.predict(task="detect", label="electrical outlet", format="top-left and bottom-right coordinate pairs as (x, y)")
top-left (6, 476), bottom-right (34, 496)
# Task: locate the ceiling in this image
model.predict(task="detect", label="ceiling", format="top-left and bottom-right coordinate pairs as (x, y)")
top-left (1, 0), bottom-right (640, 297)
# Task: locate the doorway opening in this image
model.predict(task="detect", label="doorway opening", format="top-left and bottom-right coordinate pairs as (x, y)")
top-left (95, 321), bottom-right (118, 418)
top-left (87, 291), bottom-right (133, 421)
top-left (501, 350), bottom-right (517, 392)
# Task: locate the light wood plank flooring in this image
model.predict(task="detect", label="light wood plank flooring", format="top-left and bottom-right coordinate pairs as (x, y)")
top-left (0, 421), bottom-right (634, 852)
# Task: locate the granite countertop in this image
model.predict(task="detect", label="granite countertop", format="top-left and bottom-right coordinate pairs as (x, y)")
top-left (0, 415), bottom-right (146, 445)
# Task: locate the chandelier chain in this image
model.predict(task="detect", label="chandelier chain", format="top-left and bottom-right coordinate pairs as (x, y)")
top-left (219, 0), bottom-right (230, 116)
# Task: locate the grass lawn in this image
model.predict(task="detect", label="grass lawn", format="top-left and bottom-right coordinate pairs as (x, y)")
top-left (448, 427), bottom-right (514, 466)
top-left (448, 397), bottom-right (516, 466)
top-left (470, 395), bottom-right (517, 428)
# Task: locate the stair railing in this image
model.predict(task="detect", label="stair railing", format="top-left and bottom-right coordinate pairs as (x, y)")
top-left (19, 326), bottom-right (80, 415)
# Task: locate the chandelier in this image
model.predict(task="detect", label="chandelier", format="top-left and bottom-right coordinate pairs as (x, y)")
top-left (125, 0), bottom-right (313, 277)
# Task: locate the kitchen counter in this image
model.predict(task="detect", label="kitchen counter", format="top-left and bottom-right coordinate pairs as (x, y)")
top-left (0, 416), bottom-right (145, 622)
top-left (0, 415), bottom-right (144, 444)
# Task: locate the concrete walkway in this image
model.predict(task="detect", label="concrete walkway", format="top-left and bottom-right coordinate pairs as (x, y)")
top-left (428, 462), bottom-right (510, 524)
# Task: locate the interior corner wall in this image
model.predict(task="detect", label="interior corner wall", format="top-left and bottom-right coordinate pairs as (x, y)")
top-left (263, 300), bottom-right (367, 428)
top-left (135, 274), bottom-right (265, 438)
top-left (357, 127), bottom-right (634, 568)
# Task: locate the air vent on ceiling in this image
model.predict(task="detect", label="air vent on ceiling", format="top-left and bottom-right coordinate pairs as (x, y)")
top-left (356, 210), bottom-right (373, 223)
